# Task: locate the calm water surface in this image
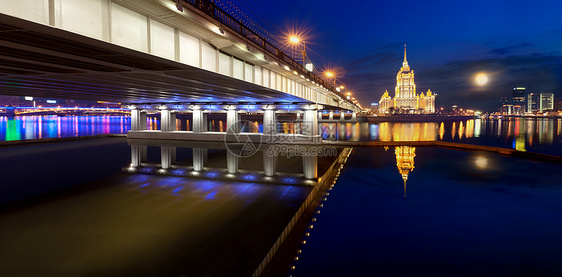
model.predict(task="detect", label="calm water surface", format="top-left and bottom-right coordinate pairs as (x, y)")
top-left (2, 116), bottom-right (561, 155)
top-left (292, 147), bottom-right (562, 276)
top-left (1, 116), bottom-right (562, 276)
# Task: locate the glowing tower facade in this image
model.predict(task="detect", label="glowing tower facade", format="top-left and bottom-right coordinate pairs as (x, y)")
top-left (378, 45), bottom-right (435, 114)
top-left (394, 46), bottom-right (417, 110)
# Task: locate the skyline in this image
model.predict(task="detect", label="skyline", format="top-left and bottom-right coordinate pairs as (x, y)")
top-left (228, 0), bottom-right (562, 111)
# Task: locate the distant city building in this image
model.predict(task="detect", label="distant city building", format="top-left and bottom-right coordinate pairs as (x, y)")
top-left (526, 92), bottom-right (538, 113)
top-left (370, 102), bottom-right (379, 114)
top-left (378, 45), bottom-right (435, 114)
top-left (512, 87), bottom-right (526, 114)
top-left (499, 96), bottom-right (512, 114)
top-left (539, 92), bottom-right (554, 112)
top-left (499, 96), bottom-right (509, 106)
top-left (379, 90), bottom-right (393, 113)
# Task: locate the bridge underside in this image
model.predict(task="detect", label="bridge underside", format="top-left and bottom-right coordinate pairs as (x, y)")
top-left (0, 14), bottom-right (311, 105)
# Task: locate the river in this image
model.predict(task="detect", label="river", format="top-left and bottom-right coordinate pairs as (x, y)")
top-left (1, 115), bottom-right (561, 276)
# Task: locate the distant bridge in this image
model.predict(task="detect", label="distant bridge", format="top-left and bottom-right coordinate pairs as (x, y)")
top-left (1, 107), bottom-right (128, 116)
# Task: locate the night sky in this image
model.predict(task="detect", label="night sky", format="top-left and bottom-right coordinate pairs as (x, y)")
top-left (224, 0), bottom-right (562, 111)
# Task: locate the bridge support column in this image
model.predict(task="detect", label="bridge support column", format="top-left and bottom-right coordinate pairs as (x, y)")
top-left (351, 112), bottom-right (357, 121)
top-left (329, 111), bottom-right (334, 120)
top-left (303, 155), bottom-right (318, 179)
top-left (130, 106), bottom-right (144, 131)
top-left (159, 105), bottom-right (176, 132)
top-left (263, 106), bottom-right (277, 137)
top-left (318, 111), bottom-right (323, 121)
top-left (192, 106), bottom-right (206, 133)
top-left (340, 111), bottom-right (345, 121)
top-left (193, 148), bottom-right (207, 171)
top-left (295, 112), bottom-right (301, 121)
top-left (227, 151), bottom-right (239, 174)
top-left (263, 151), bottom-right (277, 177)
top-left (131, 145), bottom-right (147, 167)
top-left (203, 113), bottom-right (208, 132)
top-left (226, 106), bottom-right (240, 133)
top-left (140, 111), bottom-right (147, 130)
top-left (303, 107), bottom-right (319, 137)
top-left (161, 146), bottom-right (176, 169)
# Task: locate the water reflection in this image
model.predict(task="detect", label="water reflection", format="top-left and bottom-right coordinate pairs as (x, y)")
top-left (123, 139), bottom-right (354, 276)
top-left (126, 140), bottom-right (345, 184)
top-left (394, 146), bottom-right (416, 197)
top-left (0, 137), bottom-right (353, 276)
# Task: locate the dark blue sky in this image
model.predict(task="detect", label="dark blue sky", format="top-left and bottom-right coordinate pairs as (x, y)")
top-left (224, 0), bottom-right (562, 111)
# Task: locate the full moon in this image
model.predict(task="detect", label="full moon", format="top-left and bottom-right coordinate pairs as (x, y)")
top-left (475, 73), bottom-right (489, 86)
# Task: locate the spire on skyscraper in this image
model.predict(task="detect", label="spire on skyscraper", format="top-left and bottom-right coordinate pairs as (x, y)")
top-left (402, 44), bottom-right (408, 67)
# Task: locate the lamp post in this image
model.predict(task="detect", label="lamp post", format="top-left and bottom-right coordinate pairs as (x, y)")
top-left (325, 72), bottom-right (336, 87)
top-left (289, 36), bottom-right (307, 67)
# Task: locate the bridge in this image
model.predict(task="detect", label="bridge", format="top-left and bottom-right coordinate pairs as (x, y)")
top-left (0, 0), bottom-right (361, 144)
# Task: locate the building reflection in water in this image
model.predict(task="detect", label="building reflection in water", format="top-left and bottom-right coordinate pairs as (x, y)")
top-left (378, 122), bottom-right (437, 141)
top-left (394, 146), bottom-right (416, 198)
top-left (141, 117), bottom-right (561, 155)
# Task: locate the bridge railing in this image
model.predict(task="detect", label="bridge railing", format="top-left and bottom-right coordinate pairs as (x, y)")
top-left (182, 0), bottom-right (355, 106)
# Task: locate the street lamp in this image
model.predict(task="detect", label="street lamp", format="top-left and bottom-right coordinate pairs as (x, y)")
top-left (325, 72), bottom-right (337, 87)
top-left (289, 36), bottom-right (307, 67)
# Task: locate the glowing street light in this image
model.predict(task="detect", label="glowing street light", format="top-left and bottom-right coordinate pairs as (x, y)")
top-left (289, 36), bottom-right (308, 67)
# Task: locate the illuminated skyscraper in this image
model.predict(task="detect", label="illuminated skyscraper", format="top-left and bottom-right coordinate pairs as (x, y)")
top-left (378, 45), bottom-right (435, 114)
top-left (394, 45), bottom-right (417, 110)
top-left (379, 90), bottom-right (393, 113)
top-left (539, 92), bottom-right (554, 112)
top-left (512, 87), bottom-right (526, 114)
top-left (526, 92), bottom-right (538, 113)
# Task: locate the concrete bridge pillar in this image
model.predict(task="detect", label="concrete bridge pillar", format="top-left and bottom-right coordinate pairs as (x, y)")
top-left (318, 111), bottom-right (323, 121)
top-left (296, 112), bottom-right (301, 121)
top-left (351, 112), bottom-right (357, 121)
top-left (203, 113), bottom-right (208, 132)
top-left (263, 106), bottom-right (277, 137)
top-left (159, 105), bottom-right (176, 132)
top-left (161, 146), bottom-right (176, 169)
top-left (193, 148), bottom-right (207, 171)
top-left (303, 107), bottom-right (319, 137)
top-left (140, 111), bottom-right (147, 130)
top-left (303, 155), bottom-right (318, 179)
top-left (329, 111), bottom-right (334, 120)
top-left (340, 111), bottom-right (345, 121)
top-left (227, 151), bottom-right (239, 174)
top-left (192, 106), bottom-right (207, 133)
top-left (226, 106), bottom-right (240, 133)
top-left (130, 106), bottom-right (142, 131)
top-left (263, 151), bottom-right (277, 177)
top-left (131, 145), bottom-right (147, 167)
